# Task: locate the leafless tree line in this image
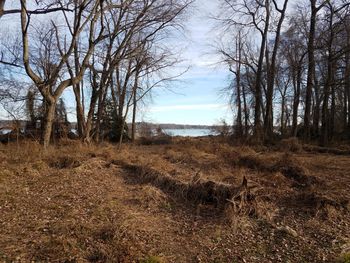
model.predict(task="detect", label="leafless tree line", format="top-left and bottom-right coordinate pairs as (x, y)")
top-left (0, 0), bottom-right (191, 148)
top-left (217, 0), bottom-right (350, 145)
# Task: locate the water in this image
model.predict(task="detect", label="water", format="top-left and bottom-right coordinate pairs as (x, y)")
top-left (0, 129), bottom-right (12, 135)
top-left (163, 128), bottom-right (212, 137)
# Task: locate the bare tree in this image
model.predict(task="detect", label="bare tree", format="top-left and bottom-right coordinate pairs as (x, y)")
top-left (20, 0), bottom-right (108, 148)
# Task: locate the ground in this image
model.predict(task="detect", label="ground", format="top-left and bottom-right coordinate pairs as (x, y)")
top-left (0, 138), bottom-right (349, 262)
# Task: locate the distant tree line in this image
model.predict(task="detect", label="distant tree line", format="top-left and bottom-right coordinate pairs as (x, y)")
top-left (0, 0), bottom-right (192, 148)
top-left (216, 0), bottom-right (350, 145)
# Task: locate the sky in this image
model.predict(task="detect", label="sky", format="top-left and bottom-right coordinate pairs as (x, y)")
top-left (140, 0), bottom-right (232, 125)
top-left (0, 0), bottom-right (233, 126)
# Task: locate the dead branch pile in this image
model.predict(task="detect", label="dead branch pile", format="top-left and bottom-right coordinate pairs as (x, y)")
top-left (121, 162), bottom-right (254, 211)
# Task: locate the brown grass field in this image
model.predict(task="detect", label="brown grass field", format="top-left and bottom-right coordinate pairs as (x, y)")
top-left (0, 137), bottom-right (349, 262)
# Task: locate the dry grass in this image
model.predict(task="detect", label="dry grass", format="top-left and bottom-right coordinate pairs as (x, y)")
top-left (0, 138), bottom-right (349, 262)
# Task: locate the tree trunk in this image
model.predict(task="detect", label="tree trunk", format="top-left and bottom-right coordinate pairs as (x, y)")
top-left (0, 0), bottom-right (5, 18)
top-left (320, 6), bottom-right (334, 146)
top-left (304, 0), bottom-right (318, 141)
top-left (345, 50), bottom-right (350, 136)
top-left (94, 87), bottom-right (105, 143)
top-left (281, 96), bottom-right (286, 136)
top-left (42, 99), bottom-right (56, 149)
top-left (313, 76), bottom-right (321, 137)
top-left (84, 85), bottom-right (99, 144)
top-left (329, 84), bottom-right (336, 141)
top-left (342, 21), bottom-right (350, 138)
top-left (235, 32), bottom-right (243, 137)
top-left (73, 83), bottom-right (86, 138)
top-left (242, 83), bottom-right (249, 138)
top-left (253, 0), bottom-right (270, 142)
top-left (264, 0), bottom-right (289, 139)
top-left (343, 83), bottom-right (347, 133)
top-left (292, 67), bottom-right (302, 137)
top-left (72, 42), bottom-right (86, 139)
top-left (131, 96), bottom-right (137, 142)
top-left (131, 67), bottom-right (140, 142)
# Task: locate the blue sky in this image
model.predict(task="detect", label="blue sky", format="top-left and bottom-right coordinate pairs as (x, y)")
top-left (142, 0), bottom-right (232, 125)
top-left (0, 0), bottom-right (233, 126)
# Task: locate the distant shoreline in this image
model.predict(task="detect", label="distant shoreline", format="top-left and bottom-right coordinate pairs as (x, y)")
top-left (133, 122), bottom-right (219, 130)
top-left (0, 120), bottom-right (220, 130)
